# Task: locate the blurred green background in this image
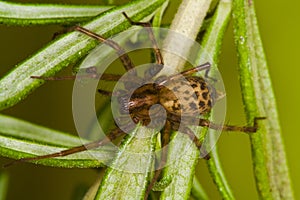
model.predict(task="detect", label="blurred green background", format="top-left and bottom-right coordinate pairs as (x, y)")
top-left (0, 0), bottom-right (299, 199)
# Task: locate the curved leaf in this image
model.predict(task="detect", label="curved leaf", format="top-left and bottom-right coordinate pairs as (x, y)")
top-left (160, 131), bottom-right (201, 200)
top-left (0, 114), bottom-right (114, 168)
top-left (232, 0), bottom-right (294, 199)
top-left (197, 0), bottom-right (236, 199)
top-left (0, 1), bottom-right (113, 25)
top-left (95, 126), bottom-right (156, 200)
top-left (191, 176), bottom-right (209, 200)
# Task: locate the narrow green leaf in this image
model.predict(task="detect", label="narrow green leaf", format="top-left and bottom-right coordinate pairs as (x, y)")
top-left (95, 126), bottom-right (156, 200)
top-left (152, 175), bottom-right (172, 191)
top-left (0, 114), bottom-right (82, 146)
top-left (206, 137), bottom-right (236, 200)
top-left (156, 0), bottom-right (214, 199)
top-left (0, 114), bottom-right (113, 168)
top-left (196, 0), bottom-right (232, 67)
top-left (249, 4), bottom-right (294, 200)
top-left (159, 0), bottom-right (212, 75)
top-left (152, 0), bottom-right (169, 27)
top-left (196, 0), bottom-right (236, 199)
top-left (0, 171), bottom-right (9, 200)
top-left (191, 176), bottom-right (209, 200)
top-left (0, 0), bottom-right (166, 111)
top-left (233, 1), bottom-right (272, 198)
top-left (0, 1), bottom-right (113, 25)
top-left (232, 0), bottom-right (294, 199)
top-left (160, 131), bottom-right (201, 199)
top-left (82, 174), bottom-right (102, 200)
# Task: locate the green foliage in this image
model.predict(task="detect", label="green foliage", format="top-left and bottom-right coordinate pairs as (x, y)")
top-left (0, 114), bottom-right (114, 167)
top-left (232, 0), bottom-right (294, 199)
top-left (0, 1), bottom-right (113, 25)
top-left (0, 0), bottom-right (294, 199)
top-left (0, 0), bottom-right (166, 111)
top-left (95, 126), bottom-right (156, 199)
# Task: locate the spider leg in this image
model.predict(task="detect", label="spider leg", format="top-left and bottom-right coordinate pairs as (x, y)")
top-left (97, 89), bottom-right (113, 96)
top-left (31, 66), bottom-right (122, 81)
top-left (198, 117), bottom-right (266, 133)
top-left (204, 67), bottom-right (218, 82)
top-left (97, 88), bottom-right (130, 97)
top-left (122, 12), bottom-right (164, 66)
top-left (31, 73), bottom-right (122, 81)
top-left (74, 26), bottom-right (136, 73)
top-left (4, 128), bottom-right (125, 167)
top-left (181, 126), bottom-right (210, 160)
top-left (75, 26), bottom-right (149, 90)
top-left (157, 62), bottom-right (211, 85)
top-left (122, 12), bottom-right (164, 79)
top-left (177, 62), bottom-right (211, 77)
top-left (144, 120), bottom-right (171, 200)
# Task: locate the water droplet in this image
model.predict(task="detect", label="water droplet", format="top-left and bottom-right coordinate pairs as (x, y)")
top-left (239, 36), bottom-right (245, 44)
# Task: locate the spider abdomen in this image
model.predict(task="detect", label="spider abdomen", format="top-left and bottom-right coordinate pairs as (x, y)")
top-left (159, 76), bottom-right (216, 116)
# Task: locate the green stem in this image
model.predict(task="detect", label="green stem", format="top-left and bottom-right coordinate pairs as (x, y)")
top-left (0, 1), bottom-right (113, 25)
top-left (196, 0), bottom-right (235, 199)
top-left (152, 0), bottom-right (169, 27)
top-left (206, 142), bottom-right (235, 200)
top-left (249, 4), bottom-right (294, 200)
top-left (95, 126), bottom-right (157, 200)
top-left (191, 176), bottom-right (209, 200)
top-left (159, 0), bottom-right (212, 75)
top-left (82, 175), bottom-right (102, 200)
top-left (232, 0), bottom-right (294, 199)
top-left (159, 0), bottom-right (213, 199)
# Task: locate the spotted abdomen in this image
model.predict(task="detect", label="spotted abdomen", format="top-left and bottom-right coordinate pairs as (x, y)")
top-left (159, 76), bottom-right (216, 116)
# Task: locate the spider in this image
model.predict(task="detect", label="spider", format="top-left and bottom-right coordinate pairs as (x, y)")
top-left (6, 12), bottom-right (264, 199)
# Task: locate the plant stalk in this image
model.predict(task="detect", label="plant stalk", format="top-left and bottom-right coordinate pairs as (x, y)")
top-left (232, 0), bottom-right (294, 199)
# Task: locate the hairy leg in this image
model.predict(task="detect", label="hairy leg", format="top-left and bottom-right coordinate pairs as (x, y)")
top-left (31, 66), bottom-right (122, 81)
top-left (156, 62), bottom-right (211, 85)
top-left (198, 117), bottom-right (266, 133)
top-left (180, 126), bottom-right (210, 159)
top-left (4, 128), bottom-right (125, 167)
top-left (74, 26), bottom-right (136, 73)
top-left (122, 12), bottom-right (164, 80)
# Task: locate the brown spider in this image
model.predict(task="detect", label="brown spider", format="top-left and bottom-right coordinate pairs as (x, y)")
top-left (6, 12), bottom-right (264, 199)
